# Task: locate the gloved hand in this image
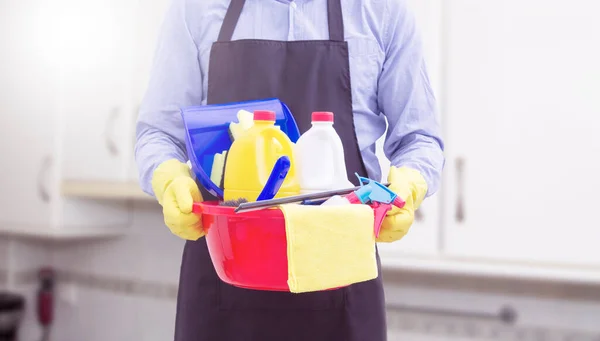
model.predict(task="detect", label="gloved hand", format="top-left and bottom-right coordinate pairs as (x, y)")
top-left (377, 166), bottom-right (428, 243)
top-left (151, 159), bottom-right (204, 241)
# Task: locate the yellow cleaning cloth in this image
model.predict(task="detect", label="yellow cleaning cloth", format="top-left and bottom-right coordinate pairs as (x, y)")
top-left (279, 204), bottom-right (378, 293)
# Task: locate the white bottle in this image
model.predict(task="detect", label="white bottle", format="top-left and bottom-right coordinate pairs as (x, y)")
top-left (321, 195), bottom-right (352, 206)
top-left (295, 112), bottom-right (354, 194)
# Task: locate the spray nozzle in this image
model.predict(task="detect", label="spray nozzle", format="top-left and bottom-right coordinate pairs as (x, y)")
top-left (350, 173), bottom-right (406, 238)
top-left (352, 173), bottom-right (405, 207)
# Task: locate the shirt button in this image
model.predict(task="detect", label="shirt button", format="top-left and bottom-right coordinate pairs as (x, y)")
top-left (290, 1), bottom-right (297, 9)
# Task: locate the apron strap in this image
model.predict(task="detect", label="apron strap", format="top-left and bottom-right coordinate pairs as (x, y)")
top-left (217, 0), bottom-right (345, 42)
top-left (218, 0), bottom-right (246, 42)
top-left (327, 0), bottom-right (345, 41)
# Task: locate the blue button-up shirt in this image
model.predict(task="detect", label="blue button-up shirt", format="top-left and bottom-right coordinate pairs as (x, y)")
top-left (135, 0), bottom-right (445, 197)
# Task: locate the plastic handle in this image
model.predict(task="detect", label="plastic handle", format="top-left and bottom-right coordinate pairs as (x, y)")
top-left (37, 156), bottom-right (52, 203)
top-left (455, 157), bottom-right (465, 223)
top-left (374, 197), bottom-right (405, 237)
top-left (351, 195), bottom-right (405, 238)
top-left (345, 183), bottom-right (406, 237)
top-left (257, 156), bottom-right (291, 201)
top-left (415, 209), bottom-right (424, 222)
top-left (192, 203), bottom-right (203, 214)
top-left (260, 128), bottom-right (296, 181)
top-left (132, 105), bottom-right (140, 147)
top-left (372, 202), bottom-right (393, 238)
top-left (105, 107), bottom-right (120, 156)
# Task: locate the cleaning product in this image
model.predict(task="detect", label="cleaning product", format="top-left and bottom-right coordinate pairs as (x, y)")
top-left (211, 110), bottom-right (254, 192)
top-left (181, 99), bottom-right (301, 200)
top-left (321, 177), bottom-right (406, 237)
top-left (322, 178), bottom-right (402, 207)
top-left (224, 110), bottom-right (300, 202)
top-left (342, 176), bottom-right (406, 237)
top-left (321, 195), bottom-right (351, 206)
top-left (295, 112), bottom-right (353, 194)
top-left (210, 151), bottom-right (227, 187)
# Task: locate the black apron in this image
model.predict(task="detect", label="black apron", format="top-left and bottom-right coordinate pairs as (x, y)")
top-left (174, 0), bottom-right (387, 340)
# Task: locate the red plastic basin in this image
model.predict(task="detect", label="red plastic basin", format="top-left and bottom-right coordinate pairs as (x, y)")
top-left (192, 202), bottom-right (290, 291)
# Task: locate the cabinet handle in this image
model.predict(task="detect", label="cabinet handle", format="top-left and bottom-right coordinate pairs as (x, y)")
top-left (132, 105), bottom-right (140, 147)
top-left (37, 156), bottom-right (52, 203)
top-left (105, 107), bottom-right (120, 156)
top-left (455, 157), bottom-right (465, 223)
top-left (415, 208), bottom-right (424, 222)
top-left (387, 303), bottom-right (518, 325)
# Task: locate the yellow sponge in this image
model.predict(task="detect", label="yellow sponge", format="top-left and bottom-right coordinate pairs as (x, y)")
top-left (210, 151), bottom-right (227, 188)
top-left (228, 110), bottom-right (254, 141)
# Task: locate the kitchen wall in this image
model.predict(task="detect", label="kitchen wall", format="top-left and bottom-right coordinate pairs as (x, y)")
top-left (49, 202), bottom-right (179, 341)
top-left (1, 203), bottom-right (179, 341)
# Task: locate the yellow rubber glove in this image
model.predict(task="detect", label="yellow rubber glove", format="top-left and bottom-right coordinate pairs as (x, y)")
top-left (377, 166), bottom-right (428, 243)
top-left (151, 159), bottom-right (204, 241)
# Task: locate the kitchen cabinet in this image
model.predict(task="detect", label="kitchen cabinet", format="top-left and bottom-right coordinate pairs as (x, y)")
top-left (60, 0), bottom-right (136, 182)
top-left (442, 0), bottom-right (600, 266)
top-left (56, 0), bottom-right (163, 199)
top-left (59, 0), bottom-right (172, 184)
top-left (0, 0), bottom-right (55, 228)
top-left (377, 0), bottom-right (443, 260)
top-left (0, 0), bottom-right (131, 240)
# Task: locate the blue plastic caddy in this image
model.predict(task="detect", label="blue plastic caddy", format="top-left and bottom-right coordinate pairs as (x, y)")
top-left (180, 98), bottom-right (300, 199)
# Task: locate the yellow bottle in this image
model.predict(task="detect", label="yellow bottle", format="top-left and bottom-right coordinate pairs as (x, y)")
top-left (224, 110), bottom-right (300, 201)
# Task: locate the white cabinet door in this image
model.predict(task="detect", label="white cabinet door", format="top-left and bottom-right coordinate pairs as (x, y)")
top-left (0, 0), bottom-right (56, 227)
top-left (126, 0), bottom-right (172, 181)
top-left (60, 0), bottom-right (136, 182)
top-left (0, 0), bottom-right (133, 232)
top-left (443, 0), bottom-right (600, 266)
top-left (377, 0), bottom-right (443, 260)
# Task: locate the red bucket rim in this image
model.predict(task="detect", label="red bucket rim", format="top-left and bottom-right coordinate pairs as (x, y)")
top-left (193, 201), bottom-right (284, 218)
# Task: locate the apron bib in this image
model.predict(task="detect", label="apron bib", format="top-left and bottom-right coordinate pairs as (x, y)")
top-left (174, 0), bottom-right (387, 340)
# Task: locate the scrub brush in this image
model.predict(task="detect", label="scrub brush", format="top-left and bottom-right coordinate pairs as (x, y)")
top-left (219, 198), bottom-right (249, 207)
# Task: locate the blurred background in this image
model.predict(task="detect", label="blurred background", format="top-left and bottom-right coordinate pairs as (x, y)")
top-left (1, 0), bottom-right (600, 340)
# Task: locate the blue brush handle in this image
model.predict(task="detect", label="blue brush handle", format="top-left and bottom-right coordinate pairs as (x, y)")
top-left (257, 156), bottom-right (291, 201)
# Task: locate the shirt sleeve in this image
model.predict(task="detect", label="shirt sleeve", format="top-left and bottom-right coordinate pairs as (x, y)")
top-left (134, 0), bottom-right (203, 197)
top-left (377, 0), bottom-right (445, 197)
